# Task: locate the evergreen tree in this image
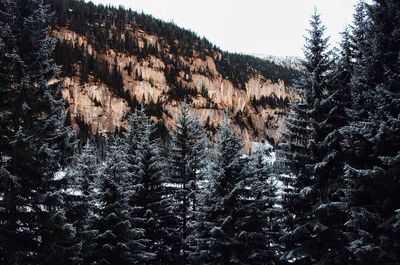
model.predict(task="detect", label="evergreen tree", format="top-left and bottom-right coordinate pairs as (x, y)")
top-left (193, 123), bottom-right (283, 264)
top-left (235, 150), bottom-right (282, 264)
top-left (332, 28), bottom-right (353, 94)
top-left (350, 1), bottom-right (369, 63)
top-left (279, 10), bottom-right (329, 233)
top-left (66, 139), bottom-right (102, 264)
top-left (349, 1), bottom-right (374, 117)
top-left (168, 102), bottom-right (206, 261)
top-left (128, 110), bottom-right (178, 264)
top-left (185, 115), bottom-right (208, 251)
top-left (280, 9), bottom-right (353, 265)
top-left (192, 119), bottom-right (245, 264)
top-left (88, 136), bottom-right (134, 265)
top-left (278, 9), bottom-right (331, 189)
top-left (0, 1), bottom-right (22, 262)
top-left (303, 9), bottom-right (331, 100)
top-left (1, 0), bottom-right (399, 264)
top-left (126, 106), bottom-right (147, 161)
top-left (0, 0), bottom-right (76, 263)
top-left (341, 1), bottom-right (400, 263)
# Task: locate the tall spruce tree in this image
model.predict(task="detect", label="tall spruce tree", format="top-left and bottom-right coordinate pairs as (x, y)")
top-left (0, 0), bottom-right (22, 263)
top-left (280, 9), bottom-right (353, 265)
top-left (185, 114), bottom-right (208, 253)
top-left (127, 109), bottom-right (178, 264)
top-left (235, 149), bottom-right (282, 264)
top-left (350, 1), bottom-right (369, 63)
top-left (341, 1), bottom-right (400, 264)
top-left (193, 119), bottom-right (281, 264)
top-left (278, 8), bottom-right (331, 188)
top-left (66, 139), bottom-right (102, 264)
top-left (126, 106), bottom-right (147, 159)
top-left (192, 119), bottom-right (244, 264)
top-left (88, 135), bottom-right (134, 265)
top-left (169, 102), bottom-right (206, 261)
top-left (0, 0), bottom-right (75, 264)
top-left (349, 1), bottom-right (374, 118)
top-left (280, 9), bottom-right (329, 237)
top-left (186, 114), bottom-right (207, 213)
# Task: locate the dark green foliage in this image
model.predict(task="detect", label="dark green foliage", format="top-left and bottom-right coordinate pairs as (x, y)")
top-left (192, 120), bottom-right (245, 264)
top-left (280, 9), bottom-right (352, 265)
top-left (234, 111), bottom-right (246, 129)
top-left (204, 116), bottom-right (218, 134)
top-left (75, 114), bottom-right (92, 140)
top-left (280, 2), bottom-right (400, 265)
top-left (92, 97), bottom-right (102, 107)
top-left (126, 109), bottom-right (178, 264)
top-left (302, 11), bottom-right (331, 100)
top-left (88, 136), bottom-right (134, 265)
top-left (54, 40), bottom-right (149, 113)
top-left (204, 101), bottom-right (218, 110)
top-left (251, 95), bottom-right (289, 109)
top-left (247, 115), bottom-right (257, 136)
top-left (146, 99), bottom-right (164, 118)
top-left (168, 103), bottom-right (207, 262)
top-left (54, 41), bottom-right (76, 76)
top-left (66, 139), bottom-right (102, 264)
top-left (0, 1), bottom-right (76, 264)
top-left (238, 150), bottom-right (283, 264)
top-left (200, 84), bottom-right (209, 98)
top-left (167, 82), bottom-right (198, 101)
top-left (54, 41), bottom-right (127, 98)
top-left (339, 1), bottom-right (400, 264)
top-left (153, 120), bottom-right (170, 141)
top-left (124, 61), bottom-right (133, 76)
top-left (192, 120), bottom-right (282, 264)
top-left (2, 0), bottom-right (399, 264)
top-left (279, 99), bottom-right (311, 177)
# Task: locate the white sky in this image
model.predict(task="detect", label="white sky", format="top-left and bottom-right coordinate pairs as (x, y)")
top-left (87, 0), bottom-right (362, 57)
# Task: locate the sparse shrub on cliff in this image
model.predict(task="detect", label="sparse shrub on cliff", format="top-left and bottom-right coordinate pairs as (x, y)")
top-left (251, 95), bottom-right (289, 109)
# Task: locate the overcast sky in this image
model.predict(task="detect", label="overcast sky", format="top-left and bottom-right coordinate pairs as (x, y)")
top-left (87, 0), bottom-right (362, 57)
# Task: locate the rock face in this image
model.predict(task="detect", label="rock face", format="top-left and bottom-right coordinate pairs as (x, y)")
top-left (54, 28), bottom-right (297, 152)
top-left (62, 77), bottom-right (130, 133)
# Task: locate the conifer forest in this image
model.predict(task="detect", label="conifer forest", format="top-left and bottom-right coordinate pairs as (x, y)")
top-left (0, 0), bottom-right (399, 264)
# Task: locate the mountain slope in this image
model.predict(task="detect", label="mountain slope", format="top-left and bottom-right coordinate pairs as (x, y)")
top-left (46, 0), bottom-right (301, 151)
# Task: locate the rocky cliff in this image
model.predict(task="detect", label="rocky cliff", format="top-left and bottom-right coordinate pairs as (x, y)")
top-left (48, 0), bottom-right (300, 152)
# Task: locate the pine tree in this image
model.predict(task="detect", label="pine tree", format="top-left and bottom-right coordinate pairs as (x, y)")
top-left (350, 1), bottom-right (369, 63)
top-left (66, 139), bottom-right (102, 264)
top-left (279, 10), bottom-right (329, 234)
top-left (234, 149), bottom-right (282, 264)
top-left (185, 114), bottom-right (208, 253)
top-left (332, 28), bottom-right (353, 94)
top-left (0, 166), bottom-right (20, 264)
top-left (192, 119), bottom-right (245, 264)
top-left (349, 1), bottom-right (374, 118)
top-left (126, 105), bottom-right (147, 163)
top-left (280, 9), bottom-right (353, 265)
top-left (0, 1), bottom-right (22, 262)
top-left (168, 102), bottom-right (207, 261)
top-left (0, 0), bottom-right (76, 263)
top-left (128, 110), bottom-right (178, 264)
top-left (341, 1), bottom-right (400, 263)
top-left (193, 123), bottom-right (282, 264)
top-left (88, 135), bottom-right (134, 265)
top-left (187, 115), bottom-right (207, 209)
top-left (278, 9), bottom-right (331, 189)
top-left (303, 9), bottom-right (331, 101)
